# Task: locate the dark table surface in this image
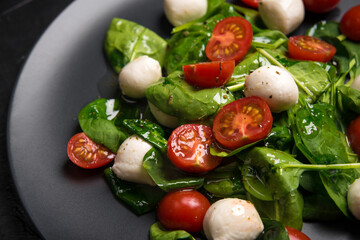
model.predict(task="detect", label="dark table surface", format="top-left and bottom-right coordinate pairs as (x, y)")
top-left (1, 1), bottom-right (73, 239)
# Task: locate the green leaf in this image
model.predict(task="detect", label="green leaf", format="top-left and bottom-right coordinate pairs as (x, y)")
top-left (145, 71), bottom-right (235, 122)
top-left (337, 85), bottom-right (360, 115)
top-left (121, 119), bottom-right (168, 154)
top-left (264, 126), bottom-right (294, 151)
top-left (303, 194), bottom-right (344, 221)
top-left (143, 148), bottom-right (204, 192)
top-left (256, 219), bottom-right (289, 240)
top-left (104, 18), bottom-right (167, 73)
top-left (248, 191), bottom-right (304, 231)
top-left (78, 98), bottom-right (139, 153)
top-left (241, 147), bottom-right (304, 201)
top-left (150, 222), bottom-right (195, 240)
top-left (104, 168), bottom-right (165, 215)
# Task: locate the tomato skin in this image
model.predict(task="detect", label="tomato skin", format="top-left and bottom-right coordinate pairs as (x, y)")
top-left (285, 226), bottom-right (311, 240)
top-left (340, 5), bottom-right (360, 42)
top-left (206, 16), bottom-right (253, 63)
top-left (182, 60), bottom-right (235, 88)
top-left (347, 116), bottom-right (360, 156)
top-left (242, 0), bottom-right (260, 8)
top-left (167, 124), bottom-right (222, 173)
top-left (67, 132), bottom-right (116, 169)
top-left (302, 0), bottom-right (340, 13)
top-left (157, 189), bottom-right (210, 233)
top-left (288, 36), bottom-right (336, 63)
top-left (213, 96), bottom-right (273, 150)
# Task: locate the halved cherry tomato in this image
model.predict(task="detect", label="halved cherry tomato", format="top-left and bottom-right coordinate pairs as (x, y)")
top-left (213, 96), bottom-right (273, 150)
top-left (347, 116), bottom-right (360, 156)
top-left (167, 124), bottom-right (222, 173)
top-left (157, 189), bottom-right (210, 233)
top-left (302, 0), bottom-right (340, 13)
top-left (285, 226), bottom-right (311, 240)
top-left (288, 36), bottom-right (336, 63)
top-left (206, 16), bottom-right (253, 63)
top-left (340, 5), bottom-right (360, 42)
top-left (242, 0), bottom-right (260, 8)
top-left (67, 132), bottom-right (116, 169)
top-left (182, 60), bottom-right (235, 88)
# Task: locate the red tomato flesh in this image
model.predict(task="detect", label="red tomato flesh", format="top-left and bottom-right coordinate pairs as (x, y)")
top-left (206, 16), bottom-right (253, 63)
top-left (347, 116), bottom-right (360, 156)
top-left (288, 36), bottom-right (336, 63)
top-left (285, 226), bottom-right (311, 240)
top-left (167, 124), bottom-right (222, 173)
top-left (67, 132), bottom-right (116, 169)
top-left (302, 0), bottom-right (340, 13)
top-left (182, 60), bottom-right (235, 88)
top-left (157, 189), bottom-right (210, 233)
top-left (213, 96), bottom-right (273, 150)
top-left (340, 5), bottom-right (360, 42)
top-left (242, 0), bottom-right (260, 8)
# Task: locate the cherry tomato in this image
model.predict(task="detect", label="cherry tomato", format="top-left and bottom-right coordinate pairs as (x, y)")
top-left (157, 189), bottom-right (211, 233)
top-left (285, 226), bottom-right (311, 240)
top-left (347, 116), bottom-right (360, 156)
top-left (302, 0), bottom-right (340, 13)
top-left (67, 132), bottom-right (116, 169)
top-left (206, 16), bottom-right (253, 63)
top-left (242, 0), bottom-right (260, 8)
top-left (213, 96), bottom-right (273, 150)
top-left (288, 36), bottom-right (336, 63)
top-left (182, 60), bottom-right (235, 88)
top-left (340, 5), bottom-right (360, 42)
top-left (167, 124), bottom-right (222, 173)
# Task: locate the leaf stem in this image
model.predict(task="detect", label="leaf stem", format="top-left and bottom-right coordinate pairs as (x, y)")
top-left (280, 163), bottom-right (360, 170)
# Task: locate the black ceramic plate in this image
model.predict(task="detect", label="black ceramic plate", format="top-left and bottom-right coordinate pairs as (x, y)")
top-left (7, 0), bottom-right (359, 239)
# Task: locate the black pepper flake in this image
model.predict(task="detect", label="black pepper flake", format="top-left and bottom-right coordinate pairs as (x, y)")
top-left (269, 95), bottom-right (273, 98)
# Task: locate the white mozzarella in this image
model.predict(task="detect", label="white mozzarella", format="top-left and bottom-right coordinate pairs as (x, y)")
top-left (118, 56), bottom-right (162, 99)
top-left (112, 135), bottom-right (156, 186)
top-left (164, 0), bottom-right (207, 26)
top-left (203, 198), bottom-right (264, 240)
top-left (258, 0), bottom-right (305, 35)
top-left (351, 75), bottom-right (360, 91)
top-left (348, 178), bottom-right (360, 220)
top-left (244, 65), bottom-right (299, 113)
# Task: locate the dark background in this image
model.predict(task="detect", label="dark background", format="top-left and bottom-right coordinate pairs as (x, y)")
top-left (0, 1), bottom-right (73, 239)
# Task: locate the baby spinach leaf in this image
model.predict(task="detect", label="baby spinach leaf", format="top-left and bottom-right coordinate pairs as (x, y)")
top-left (241, 147), bottom-right (304, 201)
top-left (121, 119), bottom-right (168, 154)
top-left (264, 126), bottom-right (294, 151)
top-left (287, 61), bottom-right (331, 103)
top-left (145, 71), bottom-right (235, 122)
top-left (78, 98), bottom-right (139, 153)
top-left (290, 102), bottom-right (360, 217)
top-left (204, 166), bottom-right (246, 197)
top-left (338, 84), bottom-right (360, 115)
top-left (104, 168), bottom-right (165, 215)
top-left (303, 194), bottom-right (344, 221)
top-left (104, 18), bottom-right (167, 73)
top-left (247, 190), bottom-right (304, 230)
top-left (306, 20), bottom-right (340, 38)
top-left (150, 222), bottom-right (195, 240)
top-left (143, 148), bottom-right (204, 192)
top-left (256, 219), bottom-right (289, 240)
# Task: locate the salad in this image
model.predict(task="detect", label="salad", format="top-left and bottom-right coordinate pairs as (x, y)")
top-left (66, 0), bottom-right (360, 239)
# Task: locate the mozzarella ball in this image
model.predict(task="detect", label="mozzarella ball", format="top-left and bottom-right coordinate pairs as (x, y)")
top-left (244, 65), bottom-right (299, 113)
top-left (351, 75), bottom-right (360, 91)
top-left (164, 0), bottom-right (207, 26)
top-left (119, 56), bottom-right (162, 99)
top-left (258, 0), bottom-right (305, 35)
top-left (348, 178), bottom-right (360, 220)
top-left (112, 135), bottom-right (156, 186)
top-left (148, 101), bottom-right (179, 129)
top-left (203, 198), bottom-right (264, 240)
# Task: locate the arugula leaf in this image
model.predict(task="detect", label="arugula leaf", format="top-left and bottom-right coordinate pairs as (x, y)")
top-left (150, 222), bottom-right (195, 240)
